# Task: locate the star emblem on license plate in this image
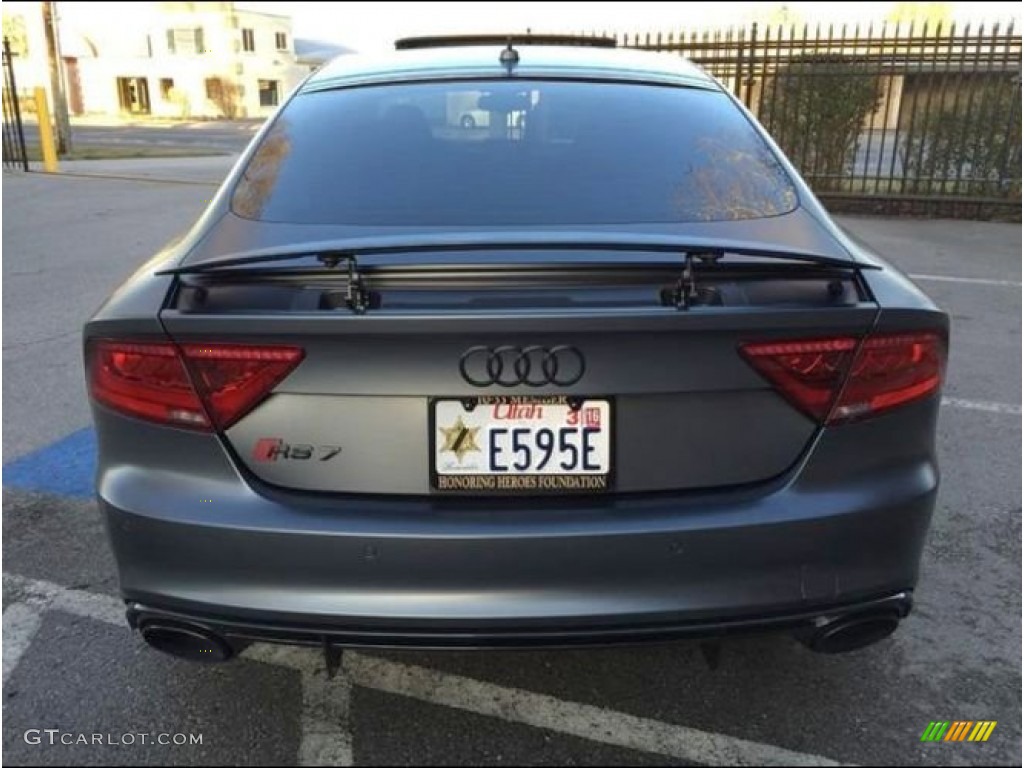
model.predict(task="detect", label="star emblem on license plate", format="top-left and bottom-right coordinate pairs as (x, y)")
top-left (438, 416), bottom-right (481, 463)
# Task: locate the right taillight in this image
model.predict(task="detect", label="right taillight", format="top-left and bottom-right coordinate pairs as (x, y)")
top-left (740, 331), bottom-right (946, 425)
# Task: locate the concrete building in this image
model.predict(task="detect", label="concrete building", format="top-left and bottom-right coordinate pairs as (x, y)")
top-left (2, 1), bottom-right (308, 119)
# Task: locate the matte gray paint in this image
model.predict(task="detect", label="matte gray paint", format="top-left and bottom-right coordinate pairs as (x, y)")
top-left (228, 390), bottom-right (813, 494)
top-left (84, 44), bottom-right (948, 647)
top-left (94, 400), bottom-right (937, 626)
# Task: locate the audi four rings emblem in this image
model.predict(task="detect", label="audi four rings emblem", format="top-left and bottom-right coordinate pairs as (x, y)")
top-left (459, 345), bottom-right (586, 387)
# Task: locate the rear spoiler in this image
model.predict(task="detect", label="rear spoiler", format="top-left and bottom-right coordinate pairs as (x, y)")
top-left (159, 233), bottom-right (878, 313)
top-left (160, 232), bottom-right (875, 276)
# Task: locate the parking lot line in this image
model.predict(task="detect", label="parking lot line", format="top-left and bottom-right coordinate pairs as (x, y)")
top-left (3, 573), bottom-right (356, 768)
top-left (909, 273), bottom-right (1022, 288)
top-left (27, 169), bottom-right (221, 187)
top-left (298, 666), bottom-right (355, 767)
top-left (941, 397), bottom-right (1022, 416)
top-left (343, 653), bottom-right (847, 767)
top-left (4, 572), bottom-right (849, 768)
top-left (2, 603), bottom-right (44, 681)
top-left (2, 427), bottom-right (97, 498)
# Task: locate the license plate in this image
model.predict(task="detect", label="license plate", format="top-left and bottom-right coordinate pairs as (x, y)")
top-left (431, 396), bottom-right (613, 493)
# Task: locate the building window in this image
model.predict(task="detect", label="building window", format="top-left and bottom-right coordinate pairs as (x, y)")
top-left (258, 79), bottom-right (280, 107)
top-left (275, 32), bottom-right (288, 51)
top-left (241, 28), bottom-right (255, 52)
top-left (167, 27), bottom-right (205, 55)
top-left (159, 78), bottom-right (175, 99)
top-left (116, 77), bottom-right (151, 114)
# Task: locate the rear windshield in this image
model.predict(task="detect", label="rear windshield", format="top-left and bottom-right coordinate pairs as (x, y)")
top-left (232, 80), bottom-right (798, 225)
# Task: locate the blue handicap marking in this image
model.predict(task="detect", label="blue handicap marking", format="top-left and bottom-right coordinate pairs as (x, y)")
top-left (3, 427), bottom-right (97, 499)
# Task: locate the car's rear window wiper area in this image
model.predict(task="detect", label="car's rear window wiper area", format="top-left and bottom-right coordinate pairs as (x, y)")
top-left (161, 235), bottom-right (879, 315)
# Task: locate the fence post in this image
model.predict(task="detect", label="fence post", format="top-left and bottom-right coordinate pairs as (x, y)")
top-left (3, 38), bottom-right (29, 171)
top-left (744, 22), bottom-right (758, 107)
top-left (734, 26), bottom-right (745, 97)
top-left (33, 87), bottom-right (58, 172)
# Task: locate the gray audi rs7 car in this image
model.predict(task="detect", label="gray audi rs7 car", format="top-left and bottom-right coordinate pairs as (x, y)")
top-left (84, 35), bottom-right (948, 663)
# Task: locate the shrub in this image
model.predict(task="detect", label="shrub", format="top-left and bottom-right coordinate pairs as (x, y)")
top-left (206, 77), bottom-right (242, 119)
top-left (760, 54), bottom-right (882, 189)
top-left (901, 75), bottom-right (1021, 198)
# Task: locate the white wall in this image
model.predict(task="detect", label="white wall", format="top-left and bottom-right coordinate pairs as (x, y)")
top-left (3, 1), bottom-right (307, 119)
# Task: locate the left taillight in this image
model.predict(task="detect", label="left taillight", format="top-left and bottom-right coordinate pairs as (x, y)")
top-left (87, 340), bottom-right (303, 431)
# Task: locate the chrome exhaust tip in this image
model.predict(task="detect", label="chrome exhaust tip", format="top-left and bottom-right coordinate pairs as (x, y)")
top-left (140, 621), bottom-right (234, 663)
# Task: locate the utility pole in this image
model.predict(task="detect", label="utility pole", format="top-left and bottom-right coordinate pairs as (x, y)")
top-left (42, 1), bottom-right (72, 154)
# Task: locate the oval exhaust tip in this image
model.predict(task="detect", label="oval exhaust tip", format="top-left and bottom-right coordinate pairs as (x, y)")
top-left (141, 622), bottom-right (234, 663)
top-left (804, 612), bottom-right (901, 654)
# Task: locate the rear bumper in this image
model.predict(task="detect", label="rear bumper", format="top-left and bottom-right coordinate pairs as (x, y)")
top-left (125, 591), bottom-right (913, 651)
top-left (99, 410), bottom-right (938, 647)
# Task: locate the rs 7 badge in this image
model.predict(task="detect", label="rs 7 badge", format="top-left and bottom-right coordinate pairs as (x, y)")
top-left (252, 438), bottom-right (343, 462)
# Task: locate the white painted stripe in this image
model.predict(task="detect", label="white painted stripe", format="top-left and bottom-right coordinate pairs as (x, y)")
top-left (344, 653), bottom-right (847, 767)
top-left (298, 666), bottom-right (354, 767)
top-left (0, 575), bottom-right (355, 767)
top-left (243, 645), bottom-right (355, 767)
top-left (2, 573), bottom-right (124, 625)
top-left (3, 573), bottom-right (848, 767)
top-left (909, 273), bottom-right (1021, 288)
top-left (0, 574), bottom-right (355, 767)
top-left (941, 397), bottom-right (1022, 416)
top-left (49, 585), bottom-right (130, 625)
top-left (242, 643), bottom-right (316, 672)
top-left (3, 603), bottom-right (45, 682)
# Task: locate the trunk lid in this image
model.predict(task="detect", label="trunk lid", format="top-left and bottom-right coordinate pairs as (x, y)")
top-left (160, 246), bottom-right (878, 495)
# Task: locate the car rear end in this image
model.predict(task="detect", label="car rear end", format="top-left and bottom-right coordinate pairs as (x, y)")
top-left (84, 45), bottom-right (947, 659)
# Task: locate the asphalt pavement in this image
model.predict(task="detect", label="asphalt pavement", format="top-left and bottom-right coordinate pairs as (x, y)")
top-left (2, 162), bottom-right (1021, 766)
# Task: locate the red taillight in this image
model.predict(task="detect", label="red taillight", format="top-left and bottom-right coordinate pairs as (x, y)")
top-left (180, 343), bottom-right (304, 429)
top-left (831, 332), bottom-right (946, 421)
top-left (87, 340), bottom-right (303, 431)
top-left (88, 341), bottom-right (209, 429)
top-left (740, 331), bottom-right (945, 424)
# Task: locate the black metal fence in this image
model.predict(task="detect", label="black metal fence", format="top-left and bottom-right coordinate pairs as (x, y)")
top-left (2, 37), bottom-right (29, 171)
top-left (611, 22), bottom-right (1021, 216)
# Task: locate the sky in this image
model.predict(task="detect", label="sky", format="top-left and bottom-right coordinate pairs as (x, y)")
top-left (238, 1), bottom-right (1023, 51)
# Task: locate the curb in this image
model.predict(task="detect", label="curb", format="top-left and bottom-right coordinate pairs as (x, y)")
top-left (21, 169), bottom-right (219, 187)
